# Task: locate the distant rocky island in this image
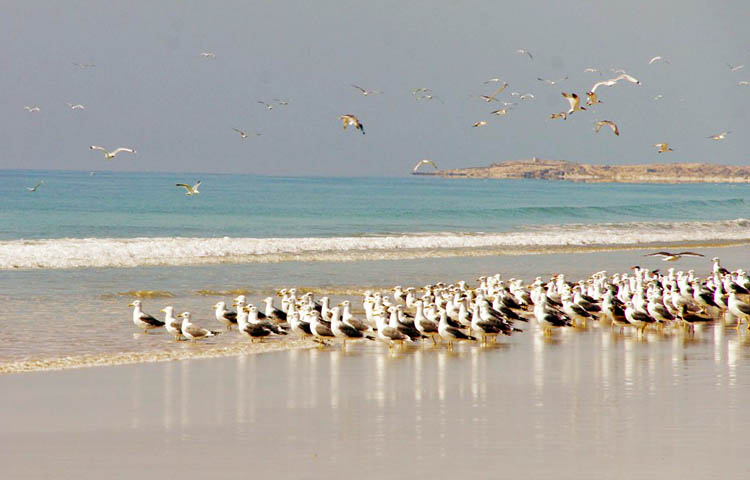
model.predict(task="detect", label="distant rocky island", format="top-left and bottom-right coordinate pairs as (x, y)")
top-left (417, 158), bottom-right (750, 184)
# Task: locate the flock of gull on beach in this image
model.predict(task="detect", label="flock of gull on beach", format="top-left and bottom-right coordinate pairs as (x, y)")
top-left (129, 256), bottom-right (750, 352)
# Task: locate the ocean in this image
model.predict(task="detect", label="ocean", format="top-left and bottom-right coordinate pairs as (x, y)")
top-left (2, 169), bottom-right (749, 269)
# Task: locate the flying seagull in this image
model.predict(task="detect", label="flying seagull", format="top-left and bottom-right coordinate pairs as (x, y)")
top-left (644, 251), bottom-right (704, 261)
top-left (549, 112), bottom-right (567, 120)
top-left (490, 108), bottom-right (511, 116)
top-left (479, 83), bottom-right (509, 102)
top-left (738, 81), bottom-right (750, 86)
top-left (26, 180), bottom-right (44, 192)
top-left (590, 73), bottom-right (642, 93)
top-left (585, 91), bottom-right (602, 106)
top-left (89, 146), bottom-right (136, 159)
top-left (483, 77), bottom-right (503, 84)
top-left (727, 63), bottom-right (744, 72)
top-left (72, 62), bottom-right (96, 68)
top-left (537, 76), bottom-right (568, 85)
top-left (594, 120), bottom-right (619, 136)
top-left (351, 84), bottom-right (381, 96)
top-left (66, 103), bottom-right (85, 110)
top-left (233, 128), bottom-right (249, 138)
top-left (708, 131), bottom-right (731, 141)
top-left (199, 52), bottom-right (216, 59)
top-left (561, 92), bottom-right (586, 115)
top-left (516, 49), bottom-right (533, 59)
top-left (176, 181), bottom-right (201, 196)
top-left (257, 101), bottom-right (274, 110)
top-left (648, 56), bottom-right (670, 65)
top-left (339, 114), bottom-right (365, 134)
top-left (583, 67), bottom-right (599, 73)
top-left (274, 98), bottom-right (290, 105)
top-left (472, 121), bottom-right (488, 127)
top-left (24, 106), bottom-right (40, 112)
top-left (654, 143), bottom-right (673, 153)
top-left (413, 159), bottom-right (438, 173)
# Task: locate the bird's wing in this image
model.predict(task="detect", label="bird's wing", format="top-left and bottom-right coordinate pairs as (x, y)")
top-left (233, 128), bottom-right (245, 134)
top-left (351, 84), bottom-right (366, 93)
top-left (676, 252), bottom-right (704, 257)
top-left (89, 145), bottom-right (107, 152)
top-left (193, 181), bottom-right (201, 188)
top-left (617, 73), bottom-right (640, 84)
top-left (644, 252), bottom-right (672, 257)
top-left (176, 184), bottom-right (192, 192)
top-left (648, 56), bottom-right (660, 64)
top-left (184, 324), bottom-right (209, 337)
top-left (111, 148), bottom-right (135, 155)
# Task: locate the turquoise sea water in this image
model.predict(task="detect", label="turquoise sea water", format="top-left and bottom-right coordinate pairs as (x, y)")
top-left (2, 169), bottom-right (749, 240)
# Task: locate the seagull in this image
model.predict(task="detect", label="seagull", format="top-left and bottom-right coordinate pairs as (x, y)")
top-left (653, 94), bottom-right (664, 100)
top-left (479, 83), bottom-right (509, 102)
top-left (89, 146), bottom-right (136, 159)
top-left (648, 56), bottom-right (670, 65)
top-left (416, 93), bottom-right (443, 103)
top-left (129, 300), bottom-right (165, 333)
top-left (214, 301), bottom-right (237, 331)
top-left (257, 101), bottom-right (274, 110)
top-left (727, 63), bottom-right (744, 72)
top-left (274, 98), bottom-right (290, 105)
top-left (66, 103), bottom-right (85, 110)
top-left (161, 306), bottom-right (183, 341)
top-left (24, 106), bottom-right (40, 112)
top-left (707, 131), bottom-right (731, 141)
top-left (199, 52), bottom-right (216, 59)
top-left (594, 120), bottom-right (619, 136)
top-left (590, 73), bottom-right (641, 93)
top-left (654, 143), bottom-right (673, 153)
top-left (339, 114), bottom-right (365, 134)
top-left (413, 159), bottom-right (438, 173)
top-left (516, 49), bottom-right (533, 59)
top-left (413, 87), bottom-right (431, 95)
top-left (72, 62), bottom-right (96, 68)
top-left (738, 81), bottom-right (750, 86)
top-left (490, 108), bottom-right (511, 116)
top-left (351, 84), bottom-right (381, 96)
top-left (561, 92), bottom-right (586, 115)
top-left (178, 312), bottom-right (220, 341)
top-left (176, 181), bottom-right (201, 196)
top-left (644, 251), bottom-right (704, 261)
top-left (537, 76), bottom-right (568, 85)
top-left (583, 67), bottom-right (599, 73)
top-left (518, 93), bottom-right (535, 100)
top-left (233, 128), bottom-right (248, 138)
top-left (472, 121), bottom-right (488, 127)
top-left (26, 180), bottom-right (44, 192)
top-left (483, 77), bottom-right (503, 84)
top-left (549, 112), bottom-right (567, 120)
top-left (585, 91), bottom-right (602, 105)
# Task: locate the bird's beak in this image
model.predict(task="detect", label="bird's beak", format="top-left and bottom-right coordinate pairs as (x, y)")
top-left (160, 308), bottom-right (166, 313)
top-left (177, 313), bottom-right (184, 318)
top-left (128, 302), bottom-right (134, 307)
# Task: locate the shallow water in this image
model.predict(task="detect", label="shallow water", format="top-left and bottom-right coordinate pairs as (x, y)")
top-left (2, 322), bottom-right (749, 479)
top-left (3, 247), bottom-right (747, 367)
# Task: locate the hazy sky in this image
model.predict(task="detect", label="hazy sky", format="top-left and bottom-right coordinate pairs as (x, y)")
top-left (0, 1), bottom-right (747, 176)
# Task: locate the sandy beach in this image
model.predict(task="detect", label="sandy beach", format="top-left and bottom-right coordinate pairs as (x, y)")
top-left (2, 245), bottom-right (750, 478)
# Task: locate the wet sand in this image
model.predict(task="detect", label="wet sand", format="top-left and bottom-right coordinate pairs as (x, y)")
top-left (2, 324), bottom-right (749, 479)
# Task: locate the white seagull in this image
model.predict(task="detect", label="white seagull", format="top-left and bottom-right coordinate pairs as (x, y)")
top-left (590, 73), bottom-right (642, 93)
top-left (594, 120), bottom-right (619, 136)
top-left (537, 76), bottom-right (568, 85)
top-left (66, 103), bottom-right (85, 110)
top-left (351, 84), bottom-right (382, 96)
top-left (561, 92), bottom-right (586, 115)
top-left (199, 52), bottom-right (216, 59)
top-left (178, 312), bottom-right (220, 341)
top-left (727, 63), bottom-right (744, 72)
top-left (176, 181), bottom-right (201, 196)
top-left (26, 180), bottom-right (44, 192)
top-left (129, 300), bottom-right (165, 333)
top-left (644, 251), bottom-right (703, 261)
top-left (24, 106), bottom-right (40, 112)
top-left (89, 146), bottom-right (136, 159)
top-left (648, 56), bottom-right (670, 65)
top-left (516, 49), bottom-right (533, 59)
top-left (413, 159), bottom-right (438, 173)
top-left (707, 131), bottom-right (731, 141)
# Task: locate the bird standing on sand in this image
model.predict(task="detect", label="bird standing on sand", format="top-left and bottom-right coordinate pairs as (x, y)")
top-left (89, 146), bottom-right (136, 159)
top-left (654, 143), bottom-right (673, 153)
top-left (594, 120), bottom-right (619, 136)
top-left (129, 300), bottom-right (165, 333)
top-left (179, 312), bottom-right (220, 341)
top-left (644, 251), bottom-right (704, 261)
top-left (176, 181), bottom-right (201, 196)
top-left (339, 114), bottom-right (365, 134)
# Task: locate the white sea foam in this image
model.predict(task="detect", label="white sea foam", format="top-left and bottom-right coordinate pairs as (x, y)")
top-left (2, 219), bottom-right (749, 270)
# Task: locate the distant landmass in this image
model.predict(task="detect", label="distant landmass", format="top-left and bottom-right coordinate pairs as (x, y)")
top-left (416, 158), bottom-right (750, 183)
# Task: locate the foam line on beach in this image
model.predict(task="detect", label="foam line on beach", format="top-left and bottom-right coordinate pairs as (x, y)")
top-left (0, 338), bottom-right (317, 374)
top-left (1, 218), bottom-right (749, 270)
